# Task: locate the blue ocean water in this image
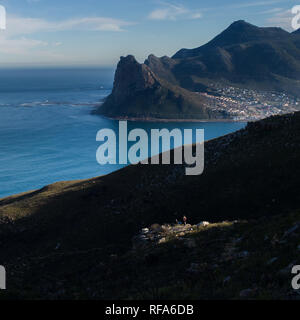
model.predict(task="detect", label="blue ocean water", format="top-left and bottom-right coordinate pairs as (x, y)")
top-left (0, 68), bottom-right (246, 199)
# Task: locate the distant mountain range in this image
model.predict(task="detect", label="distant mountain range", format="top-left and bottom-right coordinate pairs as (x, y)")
top-left (96, 20), bottom-right (300, 120)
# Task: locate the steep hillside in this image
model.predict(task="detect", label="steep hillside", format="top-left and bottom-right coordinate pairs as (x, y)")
top-left (0, 112), bottom-right (299, 299)
top-left (172, 21), bottom-right (300, 94)
top-left (173, 20), bottom-right (290, 58)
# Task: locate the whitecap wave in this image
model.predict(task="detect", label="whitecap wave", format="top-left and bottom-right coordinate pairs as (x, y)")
top-left (18, 100), bottom-right (102, 107)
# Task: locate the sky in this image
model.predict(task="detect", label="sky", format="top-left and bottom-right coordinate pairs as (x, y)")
top-left (0, 0), bottom-right (299, 67)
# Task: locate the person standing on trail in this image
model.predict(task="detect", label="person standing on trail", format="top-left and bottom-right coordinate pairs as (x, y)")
top-left (183, 216), bottom-right (187, 225)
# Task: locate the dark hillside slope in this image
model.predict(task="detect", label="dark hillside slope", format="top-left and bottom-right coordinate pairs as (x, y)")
top-left (1, 112), bottom-right (299, 252)
top-left (0, 112), bottom-right (299, 298)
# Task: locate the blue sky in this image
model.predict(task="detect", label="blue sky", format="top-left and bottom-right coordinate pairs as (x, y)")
top-left (0, 0), bottom-right (298, 67)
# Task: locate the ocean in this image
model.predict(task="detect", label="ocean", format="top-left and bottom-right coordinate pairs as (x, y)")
top-left (0, 68), bottom-right (246, 199)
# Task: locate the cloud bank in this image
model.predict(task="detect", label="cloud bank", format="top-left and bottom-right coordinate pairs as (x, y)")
top-left (148, 3), bottom-right (202, 21)
top-left (0, 14), bottom-right (134, 60)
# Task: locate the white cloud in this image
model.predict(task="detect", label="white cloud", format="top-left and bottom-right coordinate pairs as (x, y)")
top-left (190, 12), bottom-right (203, 20)
top-left (232, 0), bottom-right (285, 9)
top-left (260, 7), bottom-right (283, 14)
top-left (148, 5), bottom-right (187, 20)
top-left (148, 3), bottom-right (202, 21)
top-left (0, 36), bottom-right (48, 55)
top-left (55, 17), bottom-right (133, 32)
top-left (0, 14), bottom-right (134, 59)
top-left (266, 8), bottom-right (294, 31)
top-left (6, 15), bottom-right (133, 36)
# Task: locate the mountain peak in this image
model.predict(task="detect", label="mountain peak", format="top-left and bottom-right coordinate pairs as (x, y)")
top-left (97, 54), bottom-right (159, 115)
top-left (117, 55), bottom-right (160, 87)
top-left (120, 55), bottom-right (139, 64)
top-left (224, 20), bottom-right (288, 39)
top-left (173, 20), bottom-right (289, 59)
top-left (228, 20), bottom-right (254, 28)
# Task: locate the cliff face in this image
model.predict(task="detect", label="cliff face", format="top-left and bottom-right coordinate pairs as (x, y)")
top-left (110, 55), bottom-right (159, 104)
top-left (97, 55), bottom-right (223, 120)
top-left (144, 54), bottom-right (178, 85)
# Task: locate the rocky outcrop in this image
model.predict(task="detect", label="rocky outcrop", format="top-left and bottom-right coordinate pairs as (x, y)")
top-left (144, 54), bottom-right (178, 85)
top-left (132, 222), bottom-right (211, 249)
top-left (96, 55), bottom-right (225, 120)
top-left (108, 55), bottom-right (159, 104)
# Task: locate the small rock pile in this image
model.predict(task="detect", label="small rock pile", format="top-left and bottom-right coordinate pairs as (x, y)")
top-left (132, 221), bottom-right (210, 249)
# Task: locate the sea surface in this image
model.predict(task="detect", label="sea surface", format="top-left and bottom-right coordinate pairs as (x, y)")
top-left (0, 68), bottom-right (246, 199)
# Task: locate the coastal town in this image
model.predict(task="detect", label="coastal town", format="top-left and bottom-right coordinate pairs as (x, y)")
top-left (198, 86), bottom-right (300, 121)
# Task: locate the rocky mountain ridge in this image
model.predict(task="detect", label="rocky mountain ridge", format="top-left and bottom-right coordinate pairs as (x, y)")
top-left (97, 20), bottom-right (300, 120)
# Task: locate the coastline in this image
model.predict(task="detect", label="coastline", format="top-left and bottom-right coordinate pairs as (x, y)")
top-left (0, 123), bottom-right (247, 201)
top-left (101, 115), bottom-right (248, 123)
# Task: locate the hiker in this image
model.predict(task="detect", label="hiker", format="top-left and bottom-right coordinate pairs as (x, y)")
top-left (176, 219), bottom-right (182, 225)
top-left (183, 216), bottom-right (187, 225)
